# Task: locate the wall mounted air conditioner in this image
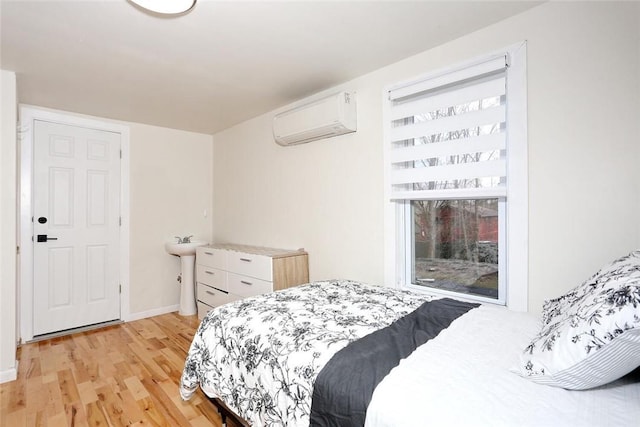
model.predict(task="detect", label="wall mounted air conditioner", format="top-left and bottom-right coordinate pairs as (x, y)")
top-left (273, 91), bottom-right (357, 146)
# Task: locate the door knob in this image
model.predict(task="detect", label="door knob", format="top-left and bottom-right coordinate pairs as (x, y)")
top-left (36, 234), bottom-right (58, 242)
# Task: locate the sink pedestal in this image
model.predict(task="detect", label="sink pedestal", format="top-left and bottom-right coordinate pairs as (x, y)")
top-left (164, 240), bottom-right (207, 317)
top-left (179, 255), bottom-right (197, 316)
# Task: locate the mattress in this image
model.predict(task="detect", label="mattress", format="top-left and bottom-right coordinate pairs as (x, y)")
top-left (180, 280), bottom-right (640, 426)
top-left (364, 304), bottom-right (640, 427)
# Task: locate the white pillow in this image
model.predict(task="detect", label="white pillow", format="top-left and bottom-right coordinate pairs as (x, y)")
top-left (517, 250), bottom-right (640, 389)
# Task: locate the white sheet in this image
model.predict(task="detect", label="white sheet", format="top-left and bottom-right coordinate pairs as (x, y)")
top-left (365, 305), bottom-right (640, 427)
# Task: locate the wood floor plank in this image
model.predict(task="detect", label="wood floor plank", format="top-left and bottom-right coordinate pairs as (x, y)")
top-left (122, 390), bottom-right (149, 425)
top-left (141, 377), bottom-right (193, 426)
top-left (194, 401), bottom-right (223, 426)
top-left (57, 369), bottom-right (81, 406)
top-left (63, 401), bottom-right (88, 427)
top-left (46, 411), bottom-right (67, 427)
top-left (71, 358), bottom-right (94, 385)
top-left (85, 400), bottom-right (110, 427)
top-left (95, 382), bottom-right (140, 427)
top-left (3, 407), bottom-right (27, 427)
top-left (25, 376), bottom-right (47, 413)
top-left (0, 312), bottom-right (233, 427)
top-left (39, 349), bottom-right (57, 378)
top-left (26, 410), bottom-right (45, 427)
top-left (124, 376), bottom-right (150, 401)
top-left (44, 380), bottom-right (64, 417)
top-left (76, 381), bottom-right (99, 407)
top-left (136, 396), bottom-right (170, 427)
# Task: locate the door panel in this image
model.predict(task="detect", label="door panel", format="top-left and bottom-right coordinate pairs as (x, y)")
top-left (50, 167), bottom-right (74, 226)
top-left (49, 247), bottom-right (73, 307)
top-left (87, 245), bottom-right (107, 301)
top-left (87, 171), bottom-right (108, 226)
top-left (33, 120), bottom-right (121, 336)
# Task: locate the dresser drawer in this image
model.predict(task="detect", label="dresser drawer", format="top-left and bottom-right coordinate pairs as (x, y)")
top-left (197, 301), bottom-right (214, 320)
top-left (196, 265), bottom-right (227, 291)
top-left (197, 283), bottom-right (231, 307)
top-left (227, 273), bottom-right (272, 298)
top-left (197, 247), bottom-right (228, 270)
top-left (227, 252), bottom-right (272, 281)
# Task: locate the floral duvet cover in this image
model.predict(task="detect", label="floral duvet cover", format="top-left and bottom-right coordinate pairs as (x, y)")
top-left (179, 280), bottom-right (432, 427)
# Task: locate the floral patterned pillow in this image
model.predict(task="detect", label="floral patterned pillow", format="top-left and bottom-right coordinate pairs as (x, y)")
top-left (517, 250), bottom-right (640, 389)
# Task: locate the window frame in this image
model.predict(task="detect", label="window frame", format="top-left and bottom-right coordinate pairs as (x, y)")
top-left (383, 42), bottom-right (528, 311)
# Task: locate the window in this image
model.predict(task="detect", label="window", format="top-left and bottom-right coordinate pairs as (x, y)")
top-left (411, 198), bottom-right (503, 300)
top-left (384, 44), bottom-right (528, 309)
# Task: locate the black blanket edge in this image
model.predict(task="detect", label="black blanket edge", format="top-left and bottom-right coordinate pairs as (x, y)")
top-left (309, 298), bottom-right (480, 427)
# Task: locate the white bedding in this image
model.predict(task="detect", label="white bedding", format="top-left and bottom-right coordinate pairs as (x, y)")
top-left (365, 305), bottom-right (640, 427)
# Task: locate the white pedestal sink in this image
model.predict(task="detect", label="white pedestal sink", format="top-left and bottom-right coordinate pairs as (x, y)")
top-left (165, 240), bottom-right (208, 316)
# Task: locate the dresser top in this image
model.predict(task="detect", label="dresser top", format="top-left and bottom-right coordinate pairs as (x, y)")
top-left (205, 243), bottom-right (307, 258)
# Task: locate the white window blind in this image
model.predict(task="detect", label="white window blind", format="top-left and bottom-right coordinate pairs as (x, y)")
top-left (388, 55), bottom-right (508, 201)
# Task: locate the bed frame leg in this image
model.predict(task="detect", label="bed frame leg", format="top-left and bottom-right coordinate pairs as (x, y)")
top-left (208, 397), bottom-right (250, 427)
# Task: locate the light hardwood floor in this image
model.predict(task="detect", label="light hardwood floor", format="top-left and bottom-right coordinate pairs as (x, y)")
top-left (0, 312), bottom-right (243, 427)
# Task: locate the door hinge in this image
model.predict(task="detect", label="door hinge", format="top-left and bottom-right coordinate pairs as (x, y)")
top-left (119, 284), bottom-right (122, 294)
top-left (120, 149), bottom-right (122, 159)
top-left (16, 246), bottom-right (20, 254)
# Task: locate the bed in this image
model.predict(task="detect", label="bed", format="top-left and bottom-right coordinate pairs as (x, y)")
top-left (180, 252), bottom-right (640, 426)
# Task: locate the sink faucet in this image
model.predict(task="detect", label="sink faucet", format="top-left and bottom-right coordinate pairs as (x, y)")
top-left (175, 235), bottom-right (193, 244)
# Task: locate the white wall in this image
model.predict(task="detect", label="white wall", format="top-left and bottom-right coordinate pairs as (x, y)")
top-left (128, 123), bottom-right (213, 315)
top-left (212, 2), bottom-right (640, 313)
top-left (212, 104), bottom-right (383, 285)
top-left (520, 2), bottom-right (640, 312)
top-left (0, 70), bottom-right (18, 382)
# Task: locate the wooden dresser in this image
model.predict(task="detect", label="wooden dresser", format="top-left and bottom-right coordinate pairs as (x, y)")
top-left (195, 243), bottom-right (309, 319)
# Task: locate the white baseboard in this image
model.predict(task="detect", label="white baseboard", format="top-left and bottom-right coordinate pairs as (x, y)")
top-left (125, 304), bottom-right (180, 322)
top-left (0, 362), bottom-right (18, 384)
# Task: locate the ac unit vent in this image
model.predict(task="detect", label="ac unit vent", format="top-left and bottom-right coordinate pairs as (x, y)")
top-left (273, 91), bottom-right (357, 146)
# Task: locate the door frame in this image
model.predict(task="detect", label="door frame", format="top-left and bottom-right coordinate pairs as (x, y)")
top-left (19, 105), bottom-right (131, 342)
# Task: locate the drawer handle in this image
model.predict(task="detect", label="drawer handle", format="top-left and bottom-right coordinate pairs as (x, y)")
top-left (240, 280), bottom-right (253, 286)
top-left (204, 288), bottom-right (228, 295)
top-left (205, 270), bottom-right (215, 275)
top-left (239, 258), bottom-right (252, 262)
top-left (204, 251), bottom-right (213, 255)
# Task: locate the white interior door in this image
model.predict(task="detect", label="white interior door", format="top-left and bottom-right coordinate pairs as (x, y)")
top-left (33, 119), bottom-right (121, 336)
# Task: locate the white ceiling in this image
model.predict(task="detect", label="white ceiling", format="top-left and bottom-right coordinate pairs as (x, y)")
top-left (1, 0), bottom-right (541, 135)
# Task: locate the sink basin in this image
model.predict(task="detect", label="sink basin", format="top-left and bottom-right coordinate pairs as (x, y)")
top-left (165, 240), bottom-right (207, 256)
